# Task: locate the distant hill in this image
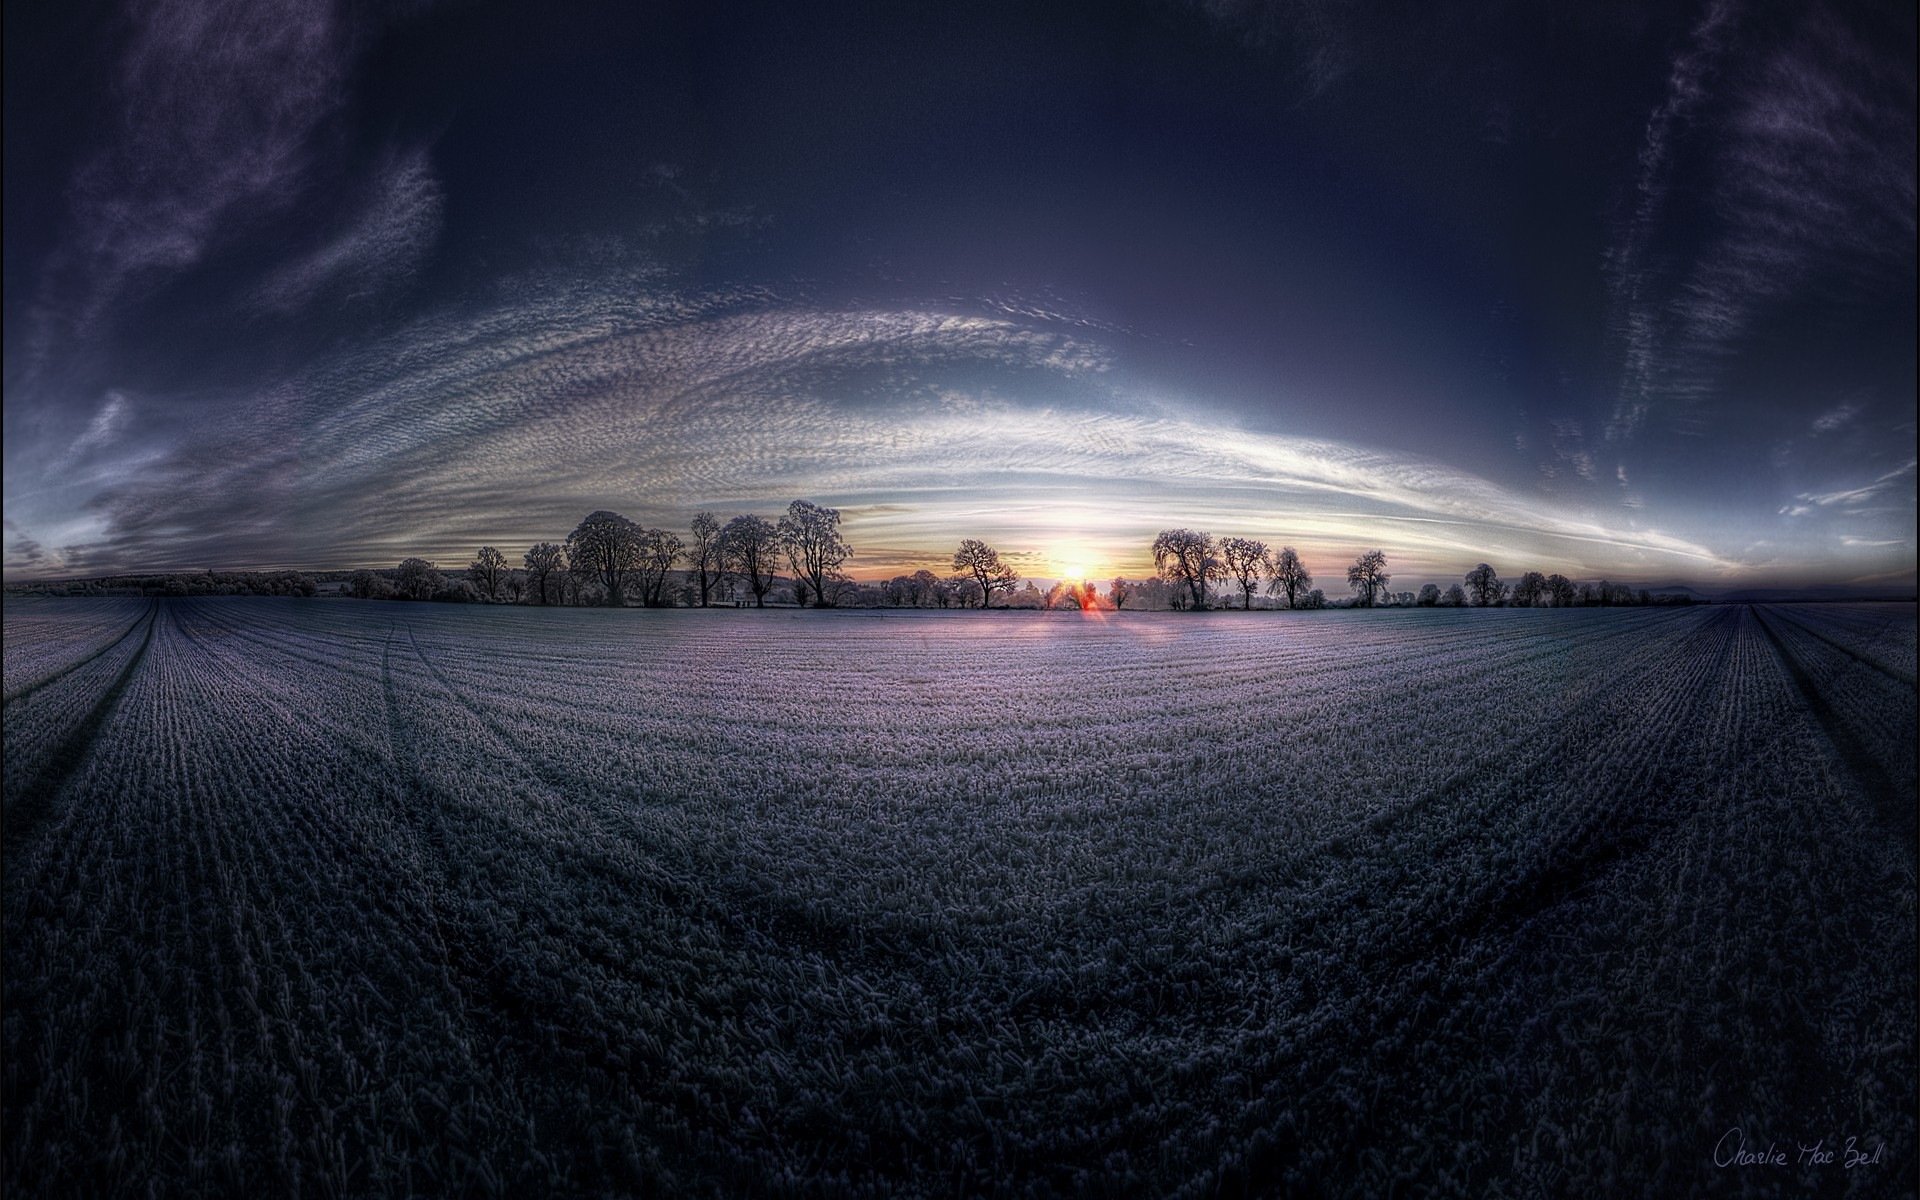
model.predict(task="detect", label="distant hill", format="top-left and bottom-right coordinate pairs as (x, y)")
top-left (1714, 584), bottom-right (1918, 604)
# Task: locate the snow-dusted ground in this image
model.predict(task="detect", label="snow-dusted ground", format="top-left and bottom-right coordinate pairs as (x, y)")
top-left (4, 597), bottom-right (1913, 1196)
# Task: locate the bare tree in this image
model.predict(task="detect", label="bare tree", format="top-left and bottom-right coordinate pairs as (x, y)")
top-left (910, 569), bottom-right (940, 607)
top-left (952, 539), bottom-right (1019, 608)
top-left (1511, 570), bottom-right (1548, 607)
top-left (630, 528), bottom-right (683, 607)
top-left (779, 500), bottom-right (853, 608)
top-left (1442, 583), bottom-right (1467, 606)
top-left (524, 542), bottom-right (565, 605)
top-left (395, 557), bottom-right (442, 601)
top-left (1152, 529), bottom-right (1223, 611)
top-left (1546, 573), bottom-right (1577, 607)
top-left (567, 510), bottom-right (643, 606)
top-left (718, 514), bottom-right (781, 607)
top-left (1346, 549), bottom-right (1389, 607)
top-left (688, 512), bottom-right (723, 607)
top-left (1219, 537), bottom-right (1271, 610)
top-left (1464, 563), bottom-right (1505, 607)
top-left (1417, 583), bottom-right (1441, 606)
top-left (1267, 547), bottom-right (1312, 609)
top-left (468, 546), bottom-right (507, 600)
top-left (1109, 577), bottom-right (1133, 609)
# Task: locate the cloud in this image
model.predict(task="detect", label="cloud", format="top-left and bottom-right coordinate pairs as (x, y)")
top-left (1796, 459), bottom-right (1917, 509)
top-left (1606, 4), bottom-right (1915, 443)
top-left (60, 391), bottom-right (131, 464)
top-left (45, 0), bottom-right (350, 341)
top-left (1604, 0), bottom-right (1735, 443)
top-left (31, 272), bottom-right (1752, 582)
top-left (252, 148), bottom-right (445, 312)
top-left (3, 518), bottom-right (48, 570)
top-left (1810, 404), bottom-right (1858, 434)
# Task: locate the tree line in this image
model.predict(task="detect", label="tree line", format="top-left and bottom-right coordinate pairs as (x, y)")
top-left (332, 510), bottom-right (1689, 613)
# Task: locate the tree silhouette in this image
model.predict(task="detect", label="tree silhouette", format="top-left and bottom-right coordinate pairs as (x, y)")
top-left (523, 542), bottom-right (564, 605)
top-left (1267, 547), bottom-right (1312, 609)
top-left (1219, 537), bottom-right (1271, 610)
top-left (779, 500), bottom-right (852, 608)
top-left (1511, 571), bottom-right (1547, 607)
top-left (566, 510), bottom-right (643, 606)
top-left (395, 557), bottom-right (442, 601)
top-left (1346, 549), bottom-right (1389, 607)
top-left (688, 512), bottom-right (723, 607)
top-left (631, 528), bottom-right (683, 607)
top-left (468, 546), bottom-right (506, 600)
top-left (1152, 529), bottom-right (1222, 611)
top-left (952, 539), bottom-right (1019, 608)
top-left (1464, 563), bottom-right (1505, 607)
top-left (719, 515), bottom-right (781, 607)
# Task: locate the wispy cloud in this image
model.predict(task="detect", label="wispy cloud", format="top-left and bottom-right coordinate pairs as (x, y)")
top-left (252, 147), bottom-right (444, 312)
top-left (1606, 3), bottom-right (1914, 443)
top-left (1810, 403), bottom-right (1859, 434)
top-left (1796, 459), bottom-right (1917, 509)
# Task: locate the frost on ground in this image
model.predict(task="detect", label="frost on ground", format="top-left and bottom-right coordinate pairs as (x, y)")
top-left (2, 597), bottom-right (1914, 1197)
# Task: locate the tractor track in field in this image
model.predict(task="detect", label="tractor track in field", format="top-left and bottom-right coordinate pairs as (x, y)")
top-left (1759, 603), bottom-right (1917, 688)
top-left (2, 600), bottom-right (156, 707)
top-left (2, 601), bottom-right (160, 857)
top-left (1752, 605), bottom-right (1911, 842)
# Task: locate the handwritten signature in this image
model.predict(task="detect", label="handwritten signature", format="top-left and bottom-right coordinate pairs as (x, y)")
top-left (1714, 1128), bottom-right (1885, 1169)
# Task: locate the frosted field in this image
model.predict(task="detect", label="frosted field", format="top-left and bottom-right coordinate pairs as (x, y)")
top-left (3, 596), bottom-right (1914, 1197)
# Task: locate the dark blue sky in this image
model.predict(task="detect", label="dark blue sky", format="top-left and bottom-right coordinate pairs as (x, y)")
top-left (5, 0), bottom-right (1913, 587)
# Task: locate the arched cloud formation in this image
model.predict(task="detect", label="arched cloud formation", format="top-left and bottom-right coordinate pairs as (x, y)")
top-left (12, 274), bottom-right (1753, 584)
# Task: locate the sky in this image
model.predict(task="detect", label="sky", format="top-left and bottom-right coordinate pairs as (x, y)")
top-left (4, 0), bottom-right (1914, 591)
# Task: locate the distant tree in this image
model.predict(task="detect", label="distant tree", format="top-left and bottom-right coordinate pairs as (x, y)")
top-left (349, 569), bottom-right (394, 600)
top-left (633, 528), bottom-right (684, 607)
top-left (1009, 580), bottom-right (1045, 609)
top-left (566, 510), bottom-right (643, 606)
top-left (688, 512), bottom-right (724, 607)
top-left (951, 539), bottom-right (1019, 608)
top-left (468, 546), bottom-right (507, 600)
top-left (395, 557), bottom-right (442, 601)
top-left (1298, 588), bottom-right (1327, 610)
top-left (1442, 583), bottom-right (1467, 607)
top-left (1153, 529), bottom-right (1223, 611)
top-left (718, 514), bottom-right (781, 607)
top-left (1346, 549), bottom-right (1390, 607)
top-left (779, 500), bottom-right (853, 608)
top-left (503, 572), bottom-right (525, 603)
top-left (523, 542), bottom-right (565, 605)
top-left (1045, 580), bottom-right (1089, 610)
top-left (1267, 547), bottom-right (1312, 609)
top-left (1109, 577), bottom-right (1133, 609)
top-left (947, 575), bottom-right (982, 608)
top-left (1219, 537), bottom-right (1271, 610)
top-left (1511, 571), bottom-right (1548, 607)
top-left (1464, 563), bottom-right (1504, 607)
top-left (1546, 573), bottom-right (1577, 607)
top-left (910, 569), bottom-right (941, 607)
top-left (1417, 583), bottom-right (1441, 606)
top-left (433, 578), bottom-right (481, 603)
